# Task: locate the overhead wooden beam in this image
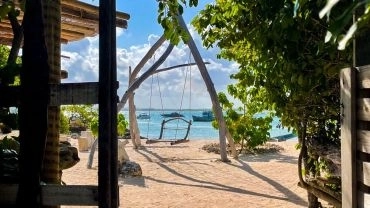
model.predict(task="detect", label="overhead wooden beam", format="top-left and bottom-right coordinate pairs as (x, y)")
top-left (62, 0), bottom-right (130, 20)
top-left (0, 82), bottom-right (119, 107)
top-left (0, 1), bottom-right (129, 46)
top-left (61, 22), bottom-right (96, 34)
top-left (61, 9), bottom-right (127, 29)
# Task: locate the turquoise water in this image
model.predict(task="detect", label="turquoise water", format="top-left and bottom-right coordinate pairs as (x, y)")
top-left (121, 110), bottom-right (296, 141)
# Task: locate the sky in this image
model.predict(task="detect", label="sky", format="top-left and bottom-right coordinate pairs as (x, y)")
top-left (61, 1), bottom-right (239, 110)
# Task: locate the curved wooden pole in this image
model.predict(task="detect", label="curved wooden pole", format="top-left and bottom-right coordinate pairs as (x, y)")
top-left (117, 43), bottom-right (174, 111)
top-left (177, 15), bottom-right (236, 161)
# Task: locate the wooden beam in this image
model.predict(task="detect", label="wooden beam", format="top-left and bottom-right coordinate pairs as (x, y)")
top-left (340, 67), bottom-right (357, 208)
top-left (99, 0), bottom-right (119, 207)
top-left (357, 98), bottom-right (370, 121)
top-left (42, 185), bottom-right (98, 206)
top-left (61, 6), bottom-right (127, 29)
top-left (62, 0), bottom-right (130, 20)
top-left (358, 190), bottom-right (370, 207)
top-left (358, 130), bottom-right (370, 153)
top-left (61, 28), bottom-right (86, 38)
top-left (0, 184), bottom-right (98, 206)
top-left (358, 65), bottom-right (370, 89)
top-left (49, 82), bottom-right (99, 106)
top-left (61, 22), bottom-right (97, 35)
top-left (0, 82), bottom-right (120, 107)
top-left (357, 161), bottom-right (370, 187)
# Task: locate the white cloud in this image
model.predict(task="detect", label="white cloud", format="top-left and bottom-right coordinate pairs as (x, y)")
top-left (61, 33), bottom-right (238, 109)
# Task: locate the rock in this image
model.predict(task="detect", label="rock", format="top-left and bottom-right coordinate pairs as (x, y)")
top-left (119, 161), bottom-right (142, 177)
top-left (59, 141), bottom-right (80, 170)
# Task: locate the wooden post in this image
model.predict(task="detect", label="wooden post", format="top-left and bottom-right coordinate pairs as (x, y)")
top-left (340, 67), bottom-right (357, 208)
top-left (128, 67), bottom-right (142, 148)
top-left (42, 0), bottom-right (62, 190)
top-left (17, 0), bottom-right (49, 206)
top-left (177, 15), bottom-right (232, 162)
top-left (99, 0), bottom-right (118, 207)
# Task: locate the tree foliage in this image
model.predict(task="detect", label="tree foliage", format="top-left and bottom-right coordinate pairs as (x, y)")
top-left (61, 105), bottom-right (128, 137)
top-left (157, 0), bottom-right (198, 44)
top-left (318, 0), bottom-right (370, 50)
top-left (192, 0), bottom-right (351, 145)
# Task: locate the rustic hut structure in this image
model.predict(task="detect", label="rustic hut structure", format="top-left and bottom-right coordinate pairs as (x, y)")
top-left (0, 1), bottom-right (129, 44)
top-left (0, 1), bottom-right (128, 207)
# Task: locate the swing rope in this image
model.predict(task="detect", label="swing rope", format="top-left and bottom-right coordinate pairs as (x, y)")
top-left (174, 52), bottom-right (193, 139)
top-left (156, 73), bottom-right (165, 114)
top-left (146, 72), bottom-right (154, 139)
top-left (146, 50), bottom-right (193, 144)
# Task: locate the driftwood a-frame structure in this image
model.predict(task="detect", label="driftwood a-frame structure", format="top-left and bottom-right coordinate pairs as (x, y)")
top-left (341, 65), bottom-right (370, 207)
top-left (0, 0), bottom-right (128, 207)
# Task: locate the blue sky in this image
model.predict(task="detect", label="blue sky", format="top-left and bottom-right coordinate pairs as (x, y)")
top-left (61, 1), bottom-right (239, 110)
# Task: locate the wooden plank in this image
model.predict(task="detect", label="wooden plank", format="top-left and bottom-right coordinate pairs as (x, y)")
top-left (42, 185), bottom-right (98, 206)
top-left (50, 82), bottom-right (99, 105)
top-left (0, 184), bottom-right (98, 206)
top-left (358, 151), bottom-right (370, 162)
top-left (0, 82), bottom-right (119, 107)
top-left (357, 98), bottom-right (370, 121)
top-left (340, 67), bottom-right (357, 208)
top-left (357, 130), bottom-right (370, 152)
top-left (358, 65), bottom-right (370, 89)
top-left (357, 161), bottom-right (370, 187)
top-left (358, 191), bottom-right (370, 207)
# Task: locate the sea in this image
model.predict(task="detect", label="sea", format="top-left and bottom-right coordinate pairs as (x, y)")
top-left (121, 110), bottom-right (297, 141)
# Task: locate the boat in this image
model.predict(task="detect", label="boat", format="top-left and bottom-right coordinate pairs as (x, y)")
top-left (160, 112), bottom-right (184, 118)
top-left (137, 113), bottom-right (150, 119)
top-left (192, 110), bottom-right (215, 122)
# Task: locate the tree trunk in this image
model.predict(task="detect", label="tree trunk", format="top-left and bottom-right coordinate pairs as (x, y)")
top-left (87, 138), bottom-right (98, 169)
top-left (7, 9), bottom-right (23, 65)
top-left (128, 67), bottom-right (141, 148)
top-left (128, 97), bottom-right (138, 148)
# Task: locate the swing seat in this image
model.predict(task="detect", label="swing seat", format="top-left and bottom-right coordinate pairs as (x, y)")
top-left (146, 117), bottom-right (192, 145)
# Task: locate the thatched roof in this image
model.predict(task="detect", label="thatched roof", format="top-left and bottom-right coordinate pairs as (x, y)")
top-left (0, 0), bottom-right (130, 45)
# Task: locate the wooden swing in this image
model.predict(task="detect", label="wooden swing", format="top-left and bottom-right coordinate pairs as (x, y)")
top-left (146, 117), bottom-right (192, 145)
top-left (145, 58), bottom-right (193, 145)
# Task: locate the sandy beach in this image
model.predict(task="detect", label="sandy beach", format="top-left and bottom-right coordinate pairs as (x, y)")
top-left (61, 138), bottom-right (310, 208)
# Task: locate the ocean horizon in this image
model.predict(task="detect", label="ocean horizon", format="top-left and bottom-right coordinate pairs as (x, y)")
top-left (121, 109), bottom-right (297, 141)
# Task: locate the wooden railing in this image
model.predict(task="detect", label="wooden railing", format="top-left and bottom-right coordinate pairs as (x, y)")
top-left (340, 65), bottom-right (370, 208)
